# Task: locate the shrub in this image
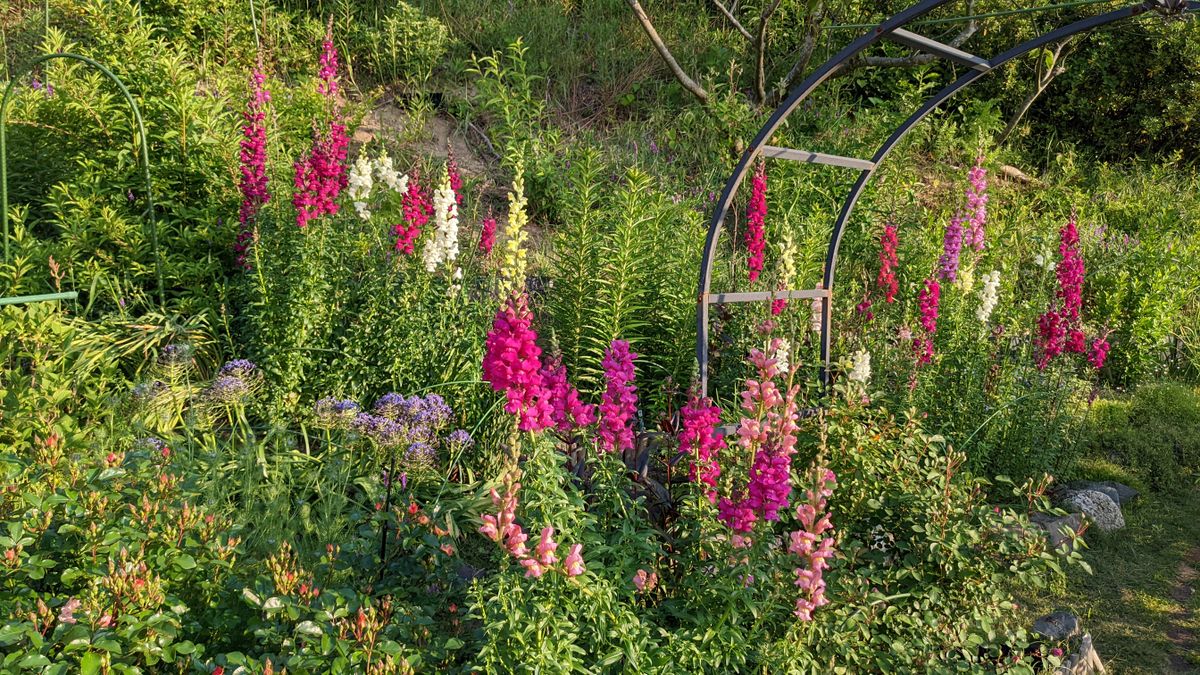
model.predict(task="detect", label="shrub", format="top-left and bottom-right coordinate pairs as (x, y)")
top-left (1082, 382), bottom-right (1200, 489)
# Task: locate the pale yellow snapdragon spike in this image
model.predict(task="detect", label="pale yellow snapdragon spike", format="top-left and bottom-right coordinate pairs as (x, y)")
top-left (499, 170), bottom-right (529, 297)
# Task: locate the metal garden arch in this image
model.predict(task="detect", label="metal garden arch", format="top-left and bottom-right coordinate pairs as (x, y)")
top-left (697, 0), bottom-right (1197, 397)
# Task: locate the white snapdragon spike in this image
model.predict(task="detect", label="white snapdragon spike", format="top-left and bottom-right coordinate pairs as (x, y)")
top-left (976, 270), bottom-right (1001, 323)
top-left (848, 349), bottom-right (871, 384)
top-left (374, 152), bottom-right (407, 193)
top-left (774, 338), bottom-right (791, 375)
top-left (348, 153), bottom-right (375, 220)
top-left (423, 173), bottom-right (460, 273)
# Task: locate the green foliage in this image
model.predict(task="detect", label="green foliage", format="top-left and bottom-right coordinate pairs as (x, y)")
top-left (1081, 382), bottom-right (1200, 490)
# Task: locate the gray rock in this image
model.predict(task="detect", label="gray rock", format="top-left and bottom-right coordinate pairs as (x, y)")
top-left (1062, 490), bottom-right (1125, 532)
top-left (1031, 512), bottom-right (1085, 550)
top-left (1063, 480), bottom-right (1139, 507)
top-left (1057, 633), bottom-right (1106, 674)
top-left (1033, 610), bottom-right (1081, 641)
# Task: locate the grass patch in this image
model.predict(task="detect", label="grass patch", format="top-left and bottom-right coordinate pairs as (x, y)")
top-left (1022, 485), bottom-right (1200, 673)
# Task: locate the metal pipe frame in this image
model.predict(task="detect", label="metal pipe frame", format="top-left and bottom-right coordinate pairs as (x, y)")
top-left (697, 0), bottom-right (1198, 398)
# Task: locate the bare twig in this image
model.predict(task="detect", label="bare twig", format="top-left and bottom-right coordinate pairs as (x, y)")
top-left (627, 0), bottom-right (709, 105)
top-left (1000, 36), bottom-right (1080, 143)
top-left (709, 0), bottom-right (753, 41)
top-left (754, 0), bottom-right (784, 104)
top-left (774, 5), bottom-right (825, 105)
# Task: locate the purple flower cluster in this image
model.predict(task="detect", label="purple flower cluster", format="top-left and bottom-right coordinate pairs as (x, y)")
top-left (218, 359), bottom-right (257, 378)
top-left (313, 398), bottom-right (361, 429)
top-left (598, 340), bottom-right (638, 453)
top-left (204, 375), bottom-right (252, 404)
top-left (965, 158), bottom-right (988, 250)
top-left (938, 214), bottom-right (965, 282)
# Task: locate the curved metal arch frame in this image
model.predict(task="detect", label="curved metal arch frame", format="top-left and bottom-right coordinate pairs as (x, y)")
top-left (697, 0), bottom-right (1199, 397)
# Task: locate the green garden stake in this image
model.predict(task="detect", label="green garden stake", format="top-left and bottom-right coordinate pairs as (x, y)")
top-left (0, 53), bottom-right (165, 306)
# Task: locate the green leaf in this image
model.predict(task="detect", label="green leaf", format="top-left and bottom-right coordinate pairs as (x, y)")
top-left (174, 554), bottom-right (197, 570)
top-left (80, 652), bottom-right (102, 675)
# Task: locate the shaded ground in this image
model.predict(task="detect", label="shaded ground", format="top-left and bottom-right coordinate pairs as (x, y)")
top-left (1025, 488), bottom-right (1200, 673)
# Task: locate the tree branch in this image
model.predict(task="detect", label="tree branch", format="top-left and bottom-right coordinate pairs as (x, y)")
top-left (754, 0), bottom-right (785, 104)
top-left (832, 0), bottom-right (978, 78)
top-left (709, 0), bottom-right (753, 42)
top-left (1000, 35), bottom-right (1080, 143)
top-left (627, 0), bottom-right (709, 105)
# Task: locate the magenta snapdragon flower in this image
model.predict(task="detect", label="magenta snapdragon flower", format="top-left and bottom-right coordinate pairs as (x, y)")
top-left (542, 357), bottom-right (596, 433)
top-left (914, 278), bottom-right (940, 364)
top-left (395, 170), bottom-right (432, 254)
top-left (878, 223), bottom-right (899, 303)
top-left (598, 340), bottom-right (638, 453)
top-left (1056, 215), bottom-right (1084, 323)
top-left (678, 392), bottom-right (724, 504)
top-left (479, 215), bottom-right (497, 256)
top-left (1088, 333), bottom-right (1111, 369)
top-left (447, 144), bottom-right (464, 206)
top-left (481, 294), bottom-right (554, 432)
top-left (235, 65), bottom-right (271, 267)
top-left (292, 27), bottom-right (348, 228)
top-left (745, 162), bottom-right (767, 282)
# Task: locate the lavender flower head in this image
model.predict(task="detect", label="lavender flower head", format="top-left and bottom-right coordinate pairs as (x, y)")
top-left (218, 359), bottom-right (257, 378)
top-left (130, 380), bottom-right (168, 405)
top-left (157, 344), bottom-right (195, 371)
top-left (404, 440), bottom-right (438, 467)
top-left (204, 374), bottom-right (252, 404)
top-left (447, 429), bottom-right (474, 449)
top-left (413, 393), bottom-right (453, 430)
top-left (372, 392), bottom-right (416, 421)
top-left (352, 413), bottom-right (405, 447)
top-left (313, 397), bottom-right (361, 429)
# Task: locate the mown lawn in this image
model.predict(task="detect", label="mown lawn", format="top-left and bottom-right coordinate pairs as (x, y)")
top-left (1024, 485), bottom-right (1200, 673)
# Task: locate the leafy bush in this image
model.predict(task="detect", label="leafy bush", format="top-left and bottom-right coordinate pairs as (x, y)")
top-left (1081, 382), bottom-right (1200, 489)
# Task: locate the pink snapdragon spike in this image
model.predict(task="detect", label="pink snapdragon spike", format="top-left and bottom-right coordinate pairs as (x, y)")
top-left (481, 294), bottom-right (554, 432)
top-left (1036, 215), bottom-right (1087, 370)
top-left (598, 340), bottom-right (638, 453)
top-left (678, 392), bottom-right (725, 504)
top-left (480, 483), bottom-right (529, 559)
top-left (292, 26), bottom-right (348, 229)
top-left (542, 357), bottom-right (596, 433)
top-left (965, 158), bottom-right (988, 250)
top-left (878, 223), bottom-right (899, 303)
top-left (395, 169), bottom-right (432, 254)
top-left (479, 215), bottom-right (497, 255)
top-left (789, 468), bottom-right (837, 621)
top-left (1036, 310), bottom-right (1066, 370)
top-left (856, 295), bottom-right (873, 322)
top-left (913, 278), bottom-right (940, 365)
top-left (938, 213), bottom-right (965, 282)
top-left (718, 340), bottom-right (800, 532)
top-left (1088, 333), bottom-right (1111, 369)
top-left (235, 64), bottom-right (271, 267)
top-left (563, 544), bottom-right (586, 577)
top-left (633, 569), bottom-right (658, 593)
top-left (745, 161), bottom-right (767, 282)
top-left (1056, 215), bottom-right (1085, 323)
top-left (447, 144), bottom-right (464, 206)
top-left (481, 482), bottom-right (583, 579)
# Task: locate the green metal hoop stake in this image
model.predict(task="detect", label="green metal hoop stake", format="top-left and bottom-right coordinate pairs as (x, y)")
top-left (0, 290), bottom-right (77, 307)
top-left (1, 53), bottom-right (165, 306)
